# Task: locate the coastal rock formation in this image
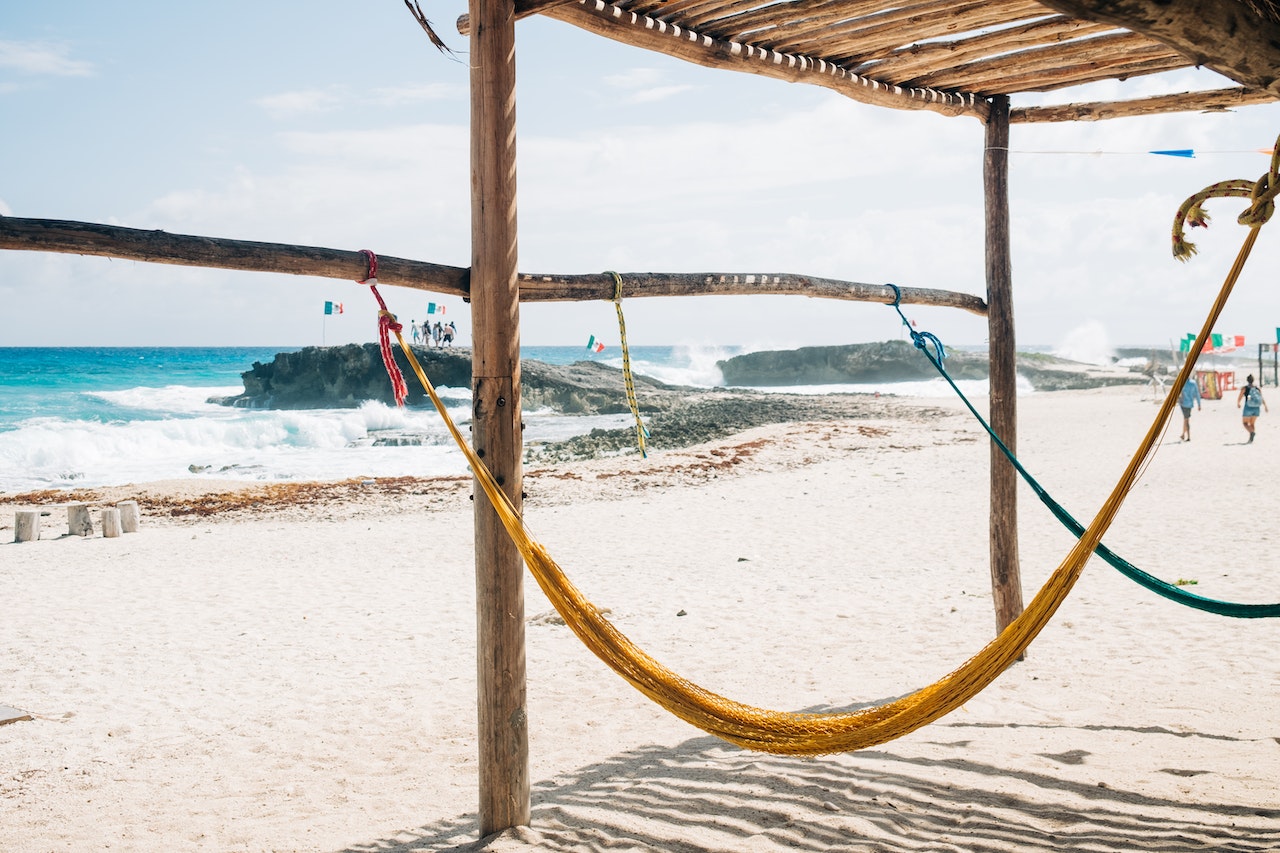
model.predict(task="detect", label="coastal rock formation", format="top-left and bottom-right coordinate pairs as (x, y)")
top-left (208, 343), bottom-right (681, 414)
top-left (206, 342), bottom-right (1152, 463)
top-left (717, 340), bottom-right (1151, 392)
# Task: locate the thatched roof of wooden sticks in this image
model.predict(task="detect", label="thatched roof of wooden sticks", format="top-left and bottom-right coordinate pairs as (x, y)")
top-left (462, 0), bottom-right (1280, 122)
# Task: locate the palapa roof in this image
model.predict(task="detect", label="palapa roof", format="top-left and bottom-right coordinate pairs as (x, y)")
top-left (476, 0), bottom-right (1280, 122)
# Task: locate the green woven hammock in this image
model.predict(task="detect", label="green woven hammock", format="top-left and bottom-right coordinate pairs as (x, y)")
top-left (898, 329), bottom-right (1280, 619)
top-left (888, 144), bottom-right (1280, 619)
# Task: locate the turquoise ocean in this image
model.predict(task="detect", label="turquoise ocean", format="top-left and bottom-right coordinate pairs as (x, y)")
top-left (0, 343), bottom-right (1078, 493)
top-left (0, 345), bottom-right (728, 492)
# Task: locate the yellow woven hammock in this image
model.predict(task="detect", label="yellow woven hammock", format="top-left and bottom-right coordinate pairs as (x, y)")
top-left (391, 155), bottom-right (1275, 756)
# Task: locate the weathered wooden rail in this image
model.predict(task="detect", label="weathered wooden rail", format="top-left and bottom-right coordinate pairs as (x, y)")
top-left (0, 216), bottom-right (987, 315)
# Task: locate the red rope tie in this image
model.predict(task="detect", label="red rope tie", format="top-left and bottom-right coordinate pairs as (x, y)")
top-left (357, 249), bottom-right (408, 407)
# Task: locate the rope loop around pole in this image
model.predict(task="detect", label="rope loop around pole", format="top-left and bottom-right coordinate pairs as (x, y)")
top-left (358, 248), bottom-right (379, 284)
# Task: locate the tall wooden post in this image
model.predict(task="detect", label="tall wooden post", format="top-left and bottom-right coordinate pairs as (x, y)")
top-left (984, 95), bottom-right (1025, 635)
top-left (469, 0), bottom-right (530, 835)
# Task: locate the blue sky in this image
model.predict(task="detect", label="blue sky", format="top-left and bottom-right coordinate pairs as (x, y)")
top-left (4, 2), bottom-right (1280, 353)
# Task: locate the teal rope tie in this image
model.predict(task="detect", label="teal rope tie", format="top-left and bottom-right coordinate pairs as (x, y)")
top-left (883, 283), bottom-right (1280, 619)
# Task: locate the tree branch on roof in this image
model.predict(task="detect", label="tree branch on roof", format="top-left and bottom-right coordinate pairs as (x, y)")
top-left (1039, 0), bottom-right (1280, 96)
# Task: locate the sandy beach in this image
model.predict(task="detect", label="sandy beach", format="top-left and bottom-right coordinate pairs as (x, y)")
top-left (2, 384), bottom-right (1278, 852)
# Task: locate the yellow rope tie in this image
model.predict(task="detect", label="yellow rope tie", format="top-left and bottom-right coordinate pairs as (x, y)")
top-left (380, 135), bottom-right (1274, 754)
top-left (1172, 143), bottom-right (1280, 261)
top-left (607, 270), bottom-right (650, 458)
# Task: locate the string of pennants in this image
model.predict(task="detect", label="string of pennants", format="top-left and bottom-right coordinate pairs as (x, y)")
top-left (326, 301), bottom-right (449, 315)
top-left (1011, 148), bottom-right (1275, 158)
top-left (1180, 333), bottom-right (1245, 354)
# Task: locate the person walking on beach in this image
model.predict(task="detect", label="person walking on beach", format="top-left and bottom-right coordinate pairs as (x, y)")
top-left (1179, 376), bottom-right (1201, 441)
top-left (1237, 374), bottom-right (1268, 443)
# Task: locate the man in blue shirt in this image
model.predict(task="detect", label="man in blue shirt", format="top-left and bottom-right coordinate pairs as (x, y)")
top-left (1179, 377), bottom-right (1201, 441)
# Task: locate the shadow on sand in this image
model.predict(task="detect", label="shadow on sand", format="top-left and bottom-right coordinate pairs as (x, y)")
top-left (335, 721), bottom-right (1280, 852)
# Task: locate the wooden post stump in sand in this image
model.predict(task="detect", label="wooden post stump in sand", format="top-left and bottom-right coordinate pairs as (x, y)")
top-left (14, 510), bottom-right (40, 542)
top-left (101, 508), bottom-right (123, 538)
top-left (117, 500), bottom-right (140, 533)
top-left (67, 503), bottom-right (93, 537)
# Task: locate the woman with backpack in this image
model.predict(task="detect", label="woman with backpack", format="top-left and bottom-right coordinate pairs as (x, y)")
top-left (1237, 374), bottom-right (1269, 443)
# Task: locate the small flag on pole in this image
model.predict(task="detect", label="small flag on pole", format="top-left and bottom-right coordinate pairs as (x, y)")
top-left (324, 301), bottom-right (343, 315)
top-left (427, 303), bottom-right (446, 315)
top-left (586, 335), bottom-right (605, 353)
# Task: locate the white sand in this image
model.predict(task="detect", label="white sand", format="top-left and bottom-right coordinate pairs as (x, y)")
top-left (2, 385), bottom-right (1278, 852)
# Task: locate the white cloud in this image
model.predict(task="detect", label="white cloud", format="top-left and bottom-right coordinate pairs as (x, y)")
top-left (255, 87), bottom-right (349, 118)
top-left (603, 67), bottom-right (696, 104)
top-left (629, 84), bottom-right (695, 104)
top-left (371, 82), bottom-right (459, 106)
top-left (0, 40), bottom-right (93, 76)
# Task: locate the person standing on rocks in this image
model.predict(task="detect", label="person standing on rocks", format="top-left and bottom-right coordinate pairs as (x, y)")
top-left (1179, 376), bottom-right (1201, 441)
top-left (1237, 374), bottom-right (1268, 443)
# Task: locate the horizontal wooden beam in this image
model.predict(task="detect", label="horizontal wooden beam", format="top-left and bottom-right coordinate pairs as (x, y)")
top-left (908, 31), bottom-right (1165, 91)
top-left (1038, 0), bottom-right (1280, 97)
top-left (854, 17), bottom-right (1114, 82)
top-left (784, 0), bottom-right (1048, 66)
top-left (457, 0), bottom-right (571, 32)
top-left (0, 215), bottom-right (987, 314)
top-left (517, 271), bottom-right (989, 314)
top-left (536, 0), bottom-right (989, 120)
top-left (0, 216), bottom-right (471, 294)
top-left (1011, 86), bottom-right (1278, 122)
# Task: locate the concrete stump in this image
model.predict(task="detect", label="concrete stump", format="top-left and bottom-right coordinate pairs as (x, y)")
top-left (67, 503), bottom-right (93, 537)
top-left (117, 500), bottom-right (140, 533)
top-left (101, 507), bottom-right (122, 538)
top-left (14, 510), bottom-right (40, 543)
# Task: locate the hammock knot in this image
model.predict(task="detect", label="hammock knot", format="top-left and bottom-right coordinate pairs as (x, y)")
top-left (911, 329), bottom-right (946, 363)
top-left (885, 283), bottom-right (946, 364)
top-left (378, 309), bottom-right (403, 334)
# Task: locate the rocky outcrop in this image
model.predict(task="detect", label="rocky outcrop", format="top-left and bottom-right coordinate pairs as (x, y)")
top-left (208, 345), bottom-right (470, 409)
top-left (717, 340), bottom-right (1149, 391)
top-left (207, 344), bottom-right (684, 414)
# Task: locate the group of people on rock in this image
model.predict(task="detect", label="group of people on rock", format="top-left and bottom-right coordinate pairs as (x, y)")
top-left (411, 319), bottom-right (458, 348)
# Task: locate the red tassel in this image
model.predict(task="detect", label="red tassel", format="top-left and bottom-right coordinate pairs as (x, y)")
top-left (377, 310), bottom-right (409, 407)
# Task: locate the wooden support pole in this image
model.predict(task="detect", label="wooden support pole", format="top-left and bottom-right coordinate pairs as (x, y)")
top-left (470, 0), bottom-right (530, 836)
top-left (984, 95), bottom-right (1025, 638)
